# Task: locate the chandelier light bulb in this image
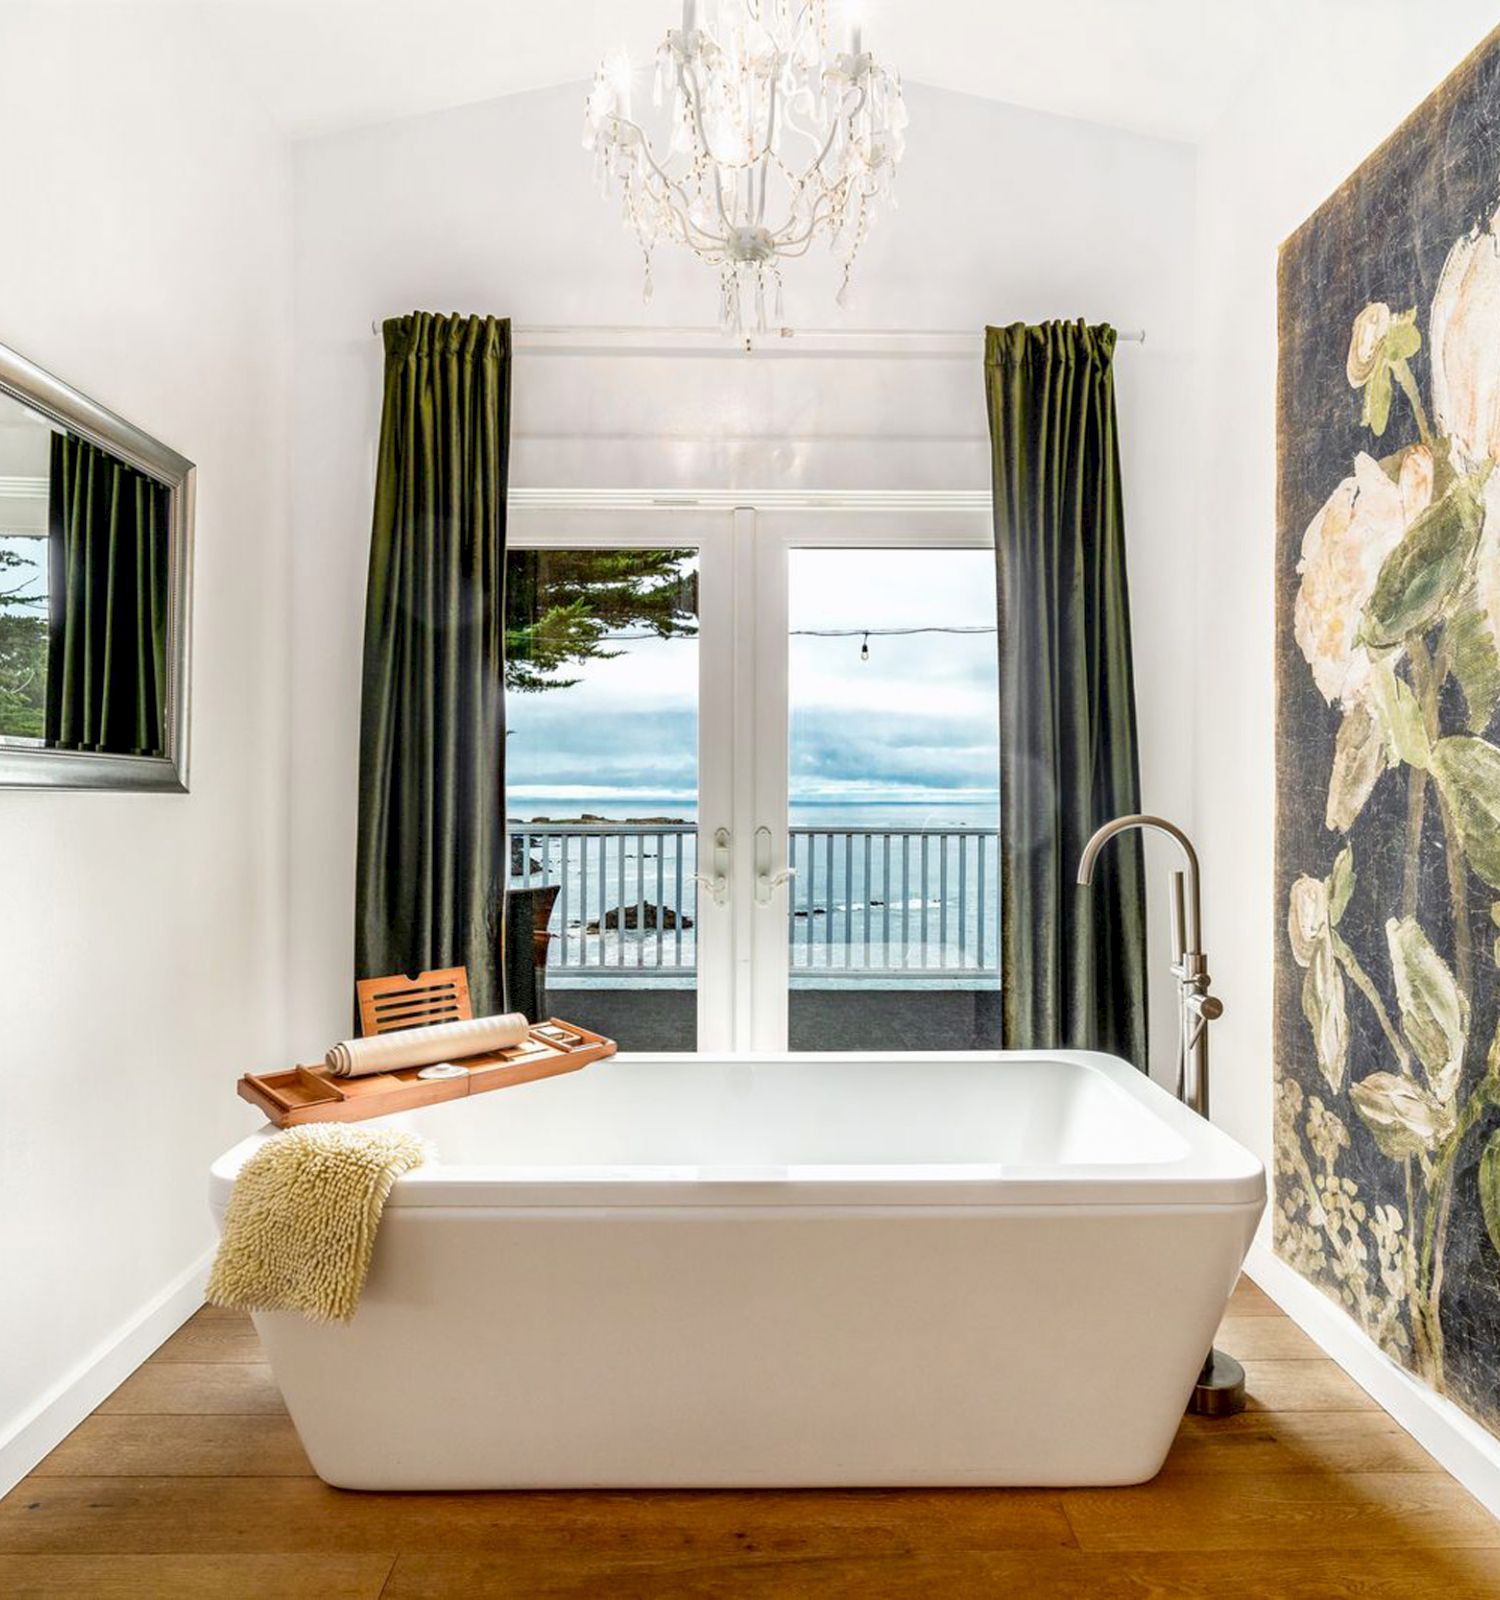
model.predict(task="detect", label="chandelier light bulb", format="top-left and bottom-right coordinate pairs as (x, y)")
top-left (582, 0), bottom-right (908, 334)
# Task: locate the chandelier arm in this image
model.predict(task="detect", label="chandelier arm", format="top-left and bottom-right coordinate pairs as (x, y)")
top-left (654, 190), bottom-right (721, 255)
top-left (767, 74), bottom-right (866, 241)
top-left (780, 95), bottom-right (832, 156)
top-left (676, 57), bottom-right (734, 234)
top-left (620, 142), bottom-right (726, 257)
top-left (776, 191), bottom-right (839, 254)
top-left (673, 197), bottom-right (736, 256)
top-left (775, 223), bottom-right (827, 257)
top-left (614, 118), bottom-right (734, 255)
top-left (639, 167), bottom-right (729, 256)
top-left (755, 68), bottom-right (779, 226)
top-left (609, 112), bottom-right (684, 196)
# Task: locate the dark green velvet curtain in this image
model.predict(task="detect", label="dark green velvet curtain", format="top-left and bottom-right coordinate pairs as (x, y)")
top-left (355, 312), bottom-right (512, 1016)
top-left (984, 321), bottom-right (1148, 1068)
top-left (45, 433), bottom-right (169, 755)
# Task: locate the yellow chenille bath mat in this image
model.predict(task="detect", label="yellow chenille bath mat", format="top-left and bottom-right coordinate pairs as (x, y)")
top-left (206, 1123), bottom-right (426, 1323)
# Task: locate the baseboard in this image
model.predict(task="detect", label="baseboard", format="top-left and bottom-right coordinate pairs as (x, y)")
top-left (0, 1247), bottom-right (213, 1498)
top-left (1245, 1241), bottom-right (1500, 1518)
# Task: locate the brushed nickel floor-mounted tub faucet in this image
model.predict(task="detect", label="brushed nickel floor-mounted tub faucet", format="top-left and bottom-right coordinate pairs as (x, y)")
top-left (1079, 813), bottom-right (1244, 1417)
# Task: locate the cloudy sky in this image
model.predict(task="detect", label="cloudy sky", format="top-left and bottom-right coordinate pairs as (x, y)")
top-left (506, 547), bottom-right (999, 820)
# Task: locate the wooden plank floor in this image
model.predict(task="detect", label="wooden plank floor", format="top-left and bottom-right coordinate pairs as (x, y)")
top-left (4, 1278), bottom-right (1500, 1598)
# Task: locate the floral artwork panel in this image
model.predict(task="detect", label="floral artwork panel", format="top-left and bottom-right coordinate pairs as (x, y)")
top-left (1275, 26), bottom-right (1500, 1428)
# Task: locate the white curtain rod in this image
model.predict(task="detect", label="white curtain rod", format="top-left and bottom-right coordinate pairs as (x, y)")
top-left (365, 322), bottom-right (1147, 358)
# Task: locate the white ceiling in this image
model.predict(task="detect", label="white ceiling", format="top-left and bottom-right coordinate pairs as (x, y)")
top-left (184, 0), bottom-right (1326, 145)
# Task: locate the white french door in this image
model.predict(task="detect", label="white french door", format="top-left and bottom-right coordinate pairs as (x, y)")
top-left (507, 493), bottom-right (995, 1052)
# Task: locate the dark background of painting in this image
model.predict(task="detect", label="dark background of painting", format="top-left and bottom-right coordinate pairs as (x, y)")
top-left (1276, 30), bottom-right (1500, 1429)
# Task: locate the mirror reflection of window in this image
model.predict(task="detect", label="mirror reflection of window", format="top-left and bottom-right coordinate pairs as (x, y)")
top-left (0, 395), bottom-right (52, 745)
top-left (0, 393), bottom-right (171, 756)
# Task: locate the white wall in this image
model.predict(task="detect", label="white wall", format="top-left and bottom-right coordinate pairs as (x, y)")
top-left (1191, 6), bottom-right (1499, 1178)
top-left (0, 3), bottom-right (290, 1477)
top-left (286, 79), bottom-right (1198, 1073)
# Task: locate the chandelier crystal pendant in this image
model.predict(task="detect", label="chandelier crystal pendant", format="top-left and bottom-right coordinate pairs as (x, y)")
top-left (583, 0), bottom-right (907, 334)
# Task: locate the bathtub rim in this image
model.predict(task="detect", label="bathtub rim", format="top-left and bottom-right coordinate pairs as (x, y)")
top-left (209, 1048), bottom-right (1265, 1213)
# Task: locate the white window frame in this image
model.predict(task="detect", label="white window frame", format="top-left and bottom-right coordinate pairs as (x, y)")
top-left (507, 489), bottom-right (993, 1051)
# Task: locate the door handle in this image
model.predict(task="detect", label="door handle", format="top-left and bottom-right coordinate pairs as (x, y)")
top-left (691, 826), bottom-right (732, 907)
top-left (754, 825), bottom-right (796, 906)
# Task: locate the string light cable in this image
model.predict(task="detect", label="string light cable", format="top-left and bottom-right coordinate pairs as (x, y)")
top-left (592, 624), bottom-right (997, 643)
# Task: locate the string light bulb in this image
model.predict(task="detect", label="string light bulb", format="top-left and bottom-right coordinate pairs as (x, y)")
top-left (860, 632), bottom-right (870, 662)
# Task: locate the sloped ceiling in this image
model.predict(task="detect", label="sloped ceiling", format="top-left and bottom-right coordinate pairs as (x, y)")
top-left (185, 0), bottom-right (1338, 144)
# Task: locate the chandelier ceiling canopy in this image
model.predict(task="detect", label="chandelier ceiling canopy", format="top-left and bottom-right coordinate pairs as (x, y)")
top-left (583, 0), bottom-right (907, 333)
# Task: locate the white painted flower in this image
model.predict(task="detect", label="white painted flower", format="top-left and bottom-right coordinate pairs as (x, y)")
top-left (1350, 1071), bottom-right (1457, 1159)
top-left (1398, 444), bottom-right (1435, 524)
top-left (1347, 302), bottom-right (1392, 387)
top-left (1431, 205), bottom-right (1500, 468)
top-left (1288, 875), bottom-right (1330, 966)
top-left (1294, 452), bottom-right (1411, 707)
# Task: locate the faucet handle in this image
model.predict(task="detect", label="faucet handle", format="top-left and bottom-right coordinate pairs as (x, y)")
top-left (1186, 992), bottom-right (1223, 1022)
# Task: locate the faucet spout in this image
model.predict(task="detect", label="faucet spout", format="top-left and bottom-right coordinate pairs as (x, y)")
top-left (1077, 812), bottom-right (1201, 957)
top-left (1076, 810), bottom-right (1218, 1117)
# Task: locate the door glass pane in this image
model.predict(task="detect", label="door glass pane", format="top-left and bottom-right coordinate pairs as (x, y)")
top-left (505, 546), bottom-right (699, 1050)
top-left (785, 548), bottom-right (1001, 1051)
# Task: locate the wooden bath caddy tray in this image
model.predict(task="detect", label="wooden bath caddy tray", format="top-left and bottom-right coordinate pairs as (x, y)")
top-left (237, 1019), bottom-right (616, 1128)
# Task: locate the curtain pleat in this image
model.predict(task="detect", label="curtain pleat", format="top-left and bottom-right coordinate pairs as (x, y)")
top-left (45, 433), bottom-right (169, 756)
top-left (355, 312), bottom-right (512, 1017)
top-left (984, 320), bottom-right (1149, 1068)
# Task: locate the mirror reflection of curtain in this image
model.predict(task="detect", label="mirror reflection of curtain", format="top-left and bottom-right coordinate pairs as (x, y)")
top-left (45, 433), bottom-right (169, 755)
top-left (984, 320), bottom-right (1148, 1069)
top-left (355, 313), bottom-right (512, 1017)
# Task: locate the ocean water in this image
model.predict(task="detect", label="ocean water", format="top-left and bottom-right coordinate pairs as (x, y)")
top-left (509, 795), bottom-right (999, 978)
top-left (509, 796), bottom-right (998, 830)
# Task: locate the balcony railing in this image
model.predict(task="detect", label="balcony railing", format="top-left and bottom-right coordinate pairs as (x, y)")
top-left (510, 821), bottom-right (999, 982)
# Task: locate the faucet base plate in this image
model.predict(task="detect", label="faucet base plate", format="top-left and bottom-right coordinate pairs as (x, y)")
top-left (1186, 1346), bottom-right (1247, 1417)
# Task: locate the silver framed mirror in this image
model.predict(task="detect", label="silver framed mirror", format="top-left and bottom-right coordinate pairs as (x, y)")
top-left (0, 341), bottom-right (194, 791)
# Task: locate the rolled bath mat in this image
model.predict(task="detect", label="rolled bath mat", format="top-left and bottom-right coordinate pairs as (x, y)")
top-left (325, 1012), bottom-right (530, 1077)
top-left (206, 1123), bottom-right (427, 1322)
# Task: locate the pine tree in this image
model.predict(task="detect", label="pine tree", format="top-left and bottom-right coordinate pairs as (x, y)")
top-left (505, 548), bottom-right (697, 693)
top-left (0, 548), bottom-right (46, 737)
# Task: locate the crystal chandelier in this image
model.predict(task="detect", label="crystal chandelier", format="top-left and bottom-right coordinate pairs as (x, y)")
top-left (583, 0), bottom-right (907, 333)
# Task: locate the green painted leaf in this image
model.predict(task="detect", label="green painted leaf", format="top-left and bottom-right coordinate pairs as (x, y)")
top-left (1349, 1071), bottom-right (1456, 1159)
top-left (1479, 1133), bottom-right (1500, 1259)
top-left (1362, 364), bottom-right (1393, 436)
top-left (1301, 938), bottom-right (1348, 1093)
top-left (1443, 581), bottom-right (1500, 733)
top-left (1386, 312), bottom-right (1422, 362)
top-left (1431, 735), bottom-right (1500, 888)
top-left (1325, 700), bottom-right (1389, 833)
top-left (1328, 846), bottom-right (1355, 925)
top-left (1362, 483), bottom-right (1485, 648)
top-left (1367, 657), bottom-right (1431, 769)
top-left (1385, 915), bottom-right (1467, 1101)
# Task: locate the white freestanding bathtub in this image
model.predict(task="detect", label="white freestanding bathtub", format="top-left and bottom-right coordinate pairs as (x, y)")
top-left (208, 1050), bottom-right (1264, 1490)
